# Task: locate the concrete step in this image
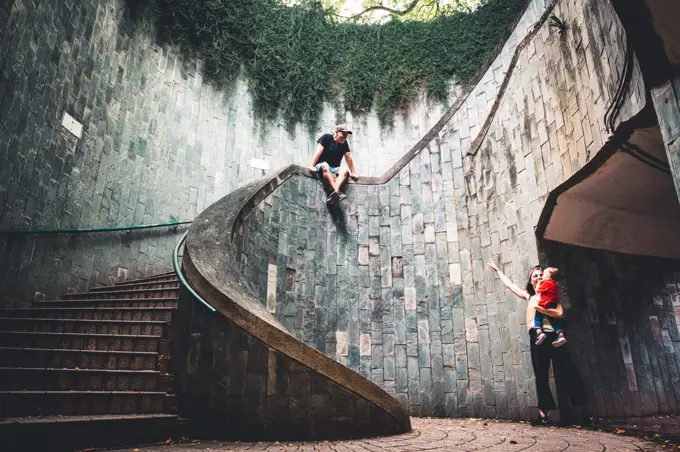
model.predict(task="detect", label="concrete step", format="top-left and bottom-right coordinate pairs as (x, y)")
top-left (38, 297), bottom-right (179, 308)
top-left (0, 414), bottom-right (182, 452)
top-left (61, 287), bottom-right (179, 300)
top-left (115, 271), bottom-right (177, 286)
top-left (0, 317), bottom-right (168, 336)
top-left (0, 347), bottom-right (161, 371)
top-left (0, 331), bottom-right (164, 353)
top-left (91, 279), bottom-right (179, 292)
top-left (0, 367), bottom-right (171, 392)
top-left (0, 307), bottom-right (175, 322)
top-left (0, 390), bottom-right (177, 417)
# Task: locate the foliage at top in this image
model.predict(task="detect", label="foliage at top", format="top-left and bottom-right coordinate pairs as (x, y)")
top-left (125, 0), bottom-right (528, 130)
top-left (331, 0), bottom-right (486, 22)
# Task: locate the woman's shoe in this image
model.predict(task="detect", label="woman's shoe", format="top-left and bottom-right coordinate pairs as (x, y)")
top-left (531, 414), bottom-right (551, 426)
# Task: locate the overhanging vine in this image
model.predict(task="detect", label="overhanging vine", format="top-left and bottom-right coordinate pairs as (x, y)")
top-left (125, 0), bottom-right (529, 130)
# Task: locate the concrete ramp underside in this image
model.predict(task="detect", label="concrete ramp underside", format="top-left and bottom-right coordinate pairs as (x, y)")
top-left (179, 168), bottom-right (411, 441)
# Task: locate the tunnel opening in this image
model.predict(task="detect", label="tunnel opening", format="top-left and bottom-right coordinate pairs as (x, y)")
top-left (535, 111), bottom-right (680, 419)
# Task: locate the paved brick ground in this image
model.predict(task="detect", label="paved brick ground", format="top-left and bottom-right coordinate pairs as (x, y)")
top-left (112, 418), bottom-right (670, 451)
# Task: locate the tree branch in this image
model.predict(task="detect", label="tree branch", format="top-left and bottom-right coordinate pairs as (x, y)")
top-left (347, 0), bottom-right (421, 21)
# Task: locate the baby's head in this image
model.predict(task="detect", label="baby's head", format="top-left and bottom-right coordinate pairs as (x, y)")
top-left (542, 267), bottom-right (559, 280)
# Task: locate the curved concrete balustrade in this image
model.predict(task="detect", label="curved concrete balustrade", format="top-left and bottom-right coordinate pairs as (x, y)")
top-left (181, 167), bottom-right (411, 440)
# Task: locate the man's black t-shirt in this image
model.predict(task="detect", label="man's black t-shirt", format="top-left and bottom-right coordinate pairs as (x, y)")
top-left (317, 134), bottom-right (350, 167)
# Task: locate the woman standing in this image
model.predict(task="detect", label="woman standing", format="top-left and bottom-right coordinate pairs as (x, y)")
top-left (487, 259), bottom-right (590, 425)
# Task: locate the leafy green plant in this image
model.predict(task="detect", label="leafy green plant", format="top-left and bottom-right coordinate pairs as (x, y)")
top-left (125, 0), bottom-right (528, 130)
top-left (549, 14), bottom-right (567, 33)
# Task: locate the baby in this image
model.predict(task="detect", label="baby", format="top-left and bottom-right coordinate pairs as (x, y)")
top-left (534, 267), bottom-right (567, 347)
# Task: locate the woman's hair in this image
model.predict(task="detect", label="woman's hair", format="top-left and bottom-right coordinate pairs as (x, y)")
top-left (525, 265), bottom-right (542, 296)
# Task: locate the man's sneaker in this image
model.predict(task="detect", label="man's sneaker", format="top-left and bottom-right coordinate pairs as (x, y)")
top-left (552, 336), bottom-right (567, 347)
top-left (535, 332), bottom-right (546, 345)
top-left (338, 192), bottom-right (347, 202)
top-left (327, 191), bottom-right (339, 205)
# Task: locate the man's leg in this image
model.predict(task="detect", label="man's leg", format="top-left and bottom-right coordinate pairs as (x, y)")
top-left (318, 164), bottom-right (336, 188)
top-left (316, 164), bottom-right (339, 204)
top-left (334, 168), bottom-right (349, 200)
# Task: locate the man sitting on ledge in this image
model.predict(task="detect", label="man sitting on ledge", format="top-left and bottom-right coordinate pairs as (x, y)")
top-left (310, 124), bottom-right (359, 205)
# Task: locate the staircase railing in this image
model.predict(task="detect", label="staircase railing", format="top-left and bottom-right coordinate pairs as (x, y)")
top-left (172, 231), bottom-right (216, 313)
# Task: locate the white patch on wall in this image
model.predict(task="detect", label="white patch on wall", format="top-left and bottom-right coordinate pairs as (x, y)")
top-left (358, 245), bottom-right (369, 266)
top-left (649, 316), bottom-right (662, 342)
top-left (336, 331), bottom-right (348, 356)
top-left (465, 318), bottom-right (478, 343)
top-left (360, 333), bottom-right (371, 356)
top-left (250, 158), bottom-right (269, 171)
top-left (446, 222), bottom-right (458, 242)
top-left (405, 287), bottom-right (416, 311)
top-left (449, 263), bottom-right (462, 286)
top-left (215, 172), bottom-right (224, 190)
top-left (61, 112), bottom-right (83, 138)
top-left (619, 336), bottom-right (638, 392)
top-left (266, 263), bottom-right (277, 313)
top-left (418, 320), bottom-right (430, 344)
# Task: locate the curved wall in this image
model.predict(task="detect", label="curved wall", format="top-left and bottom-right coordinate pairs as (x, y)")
top-left (237, 0), bottom-right (680, 420)
top-left (0, 0), bottom-right (444, 301)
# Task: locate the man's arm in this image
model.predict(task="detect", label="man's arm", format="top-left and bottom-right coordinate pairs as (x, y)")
top-left (310, 143), bottom-right (324, 170)
top-left (344, 152), bottom-right (359, 181)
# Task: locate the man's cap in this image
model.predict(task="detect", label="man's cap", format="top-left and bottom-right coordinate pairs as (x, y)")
top-left (335, 124), bottom-right (352, 135)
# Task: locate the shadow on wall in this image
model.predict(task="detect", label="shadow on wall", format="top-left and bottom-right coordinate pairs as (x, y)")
top-left (539, 239), bottom-right (680, 418)
top-left (0, 225), bottom-right (189, 306)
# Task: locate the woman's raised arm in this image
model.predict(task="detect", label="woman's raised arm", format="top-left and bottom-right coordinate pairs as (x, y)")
top-left (487, 259), bottom-right (529, 301)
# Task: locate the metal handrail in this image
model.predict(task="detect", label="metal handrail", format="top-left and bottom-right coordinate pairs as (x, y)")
top-left (173, 231), bottom-right (216, 313)
top-left (0, 220), bottom-right (193, 235)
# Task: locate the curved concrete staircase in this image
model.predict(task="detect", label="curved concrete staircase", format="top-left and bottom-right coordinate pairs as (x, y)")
top-left (179, 168), bottom-right (411, 440)
top-left (0, 272), bottom-right (182, 451)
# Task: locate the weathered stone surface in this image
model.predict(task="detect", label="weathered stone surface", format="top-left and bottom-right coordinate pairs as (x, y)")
top-left (119, 417), bottom-right (673, 451)
top-left (3, 0), bottom-right (680, 429)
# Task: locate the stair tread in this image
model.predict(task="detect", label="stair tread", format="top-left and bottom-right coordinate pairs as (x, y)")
top-left (0, 307), bottom-right (176, 311)
top-left (0, 367), bottom-right (161, 374)
top-left (0, 413), bottom-right (178, 425)
top-left (94, 279), bottom-right (178, 289)
top-left (39, 298), bottom-right (179, 304)
top-left (0, 331), bottom-right (162, 339)
top-left (114, 272), bottom-right (177, 284)
top-left (0, 347), bottom-right (158, 355)
top-left (0, 317), bottom-right (167, 324)
top-left (43, 297), bottom-right (179, 301)
top-left (63, 287), bottom-right (179, 297)
top-left (0, 390), bottom-right (170, 395)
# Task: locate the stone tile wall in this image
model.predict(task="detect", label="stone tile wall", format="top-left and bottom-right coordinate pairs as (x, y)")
top-left (0, 0), bottom-right (509, 300)
top-left (653, 73), bottom-right (680, 201)
top-left (172, 287), bottom-right (403, 440)
top-left (541, 241), bottom-right (680, 418)
top-left (236, 0), bottom-right (680, 421)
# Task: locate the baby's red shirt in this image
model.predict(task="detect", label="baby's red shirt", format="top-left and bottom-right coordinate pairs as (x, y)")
top-left (536, 279), bottom-right (559, 308)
